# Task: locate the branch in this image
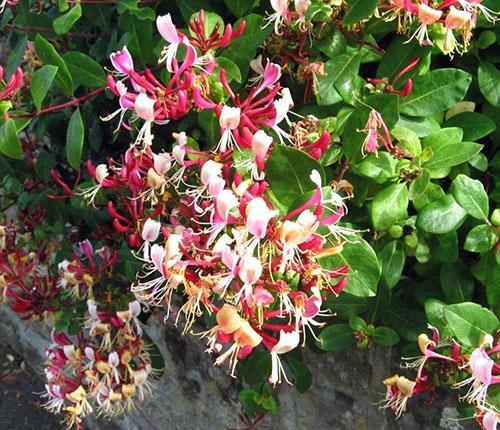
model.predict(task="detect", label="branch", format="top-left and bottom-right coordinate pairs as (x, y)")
top-left (5, 86), bottom-right (107, 119)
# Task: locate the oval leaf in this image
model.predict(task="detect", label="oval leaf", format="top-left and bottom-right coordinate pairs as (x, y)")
top-left (66, 108), bottom-right (84, 169)
top-left (450, 174), bottom-right (489, 221)
top-left (30, 65), bottom-right (58, 111)
top-left (417, 195), bottom-right (467, 234)
top-left (0, 119), bottom-right (23, 159)
top-left (399, 69), bottom-right (472, 117)
top-left (34, 34), bottom-right (74, 95)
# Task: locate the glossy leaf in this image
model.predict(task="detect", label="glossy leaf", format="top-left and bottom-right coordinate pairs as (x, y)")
top-left (30, 65), bottom-right (58, 111)
top-left (34, 34), bottom-right (74, 95)
top-left (444, 302), bottom-right (499, 347)
top-left (66, 108), bottom-right (84, 169)
top-left (450, 174), bottom-right (489, 221)
top-left (399, 69), bottom-right (472, 117)
top-left (417, 195), bottom-right (467, 234)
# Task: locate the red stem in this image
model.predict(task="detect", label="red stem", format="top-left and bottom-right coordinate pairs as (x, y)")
top-left (5, 86), bottom-right (106, 119)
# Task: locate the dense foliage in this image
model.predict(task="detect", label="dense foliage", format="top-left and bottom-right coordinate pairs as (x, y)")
top-left (0, 0), bottom-right (499, 428)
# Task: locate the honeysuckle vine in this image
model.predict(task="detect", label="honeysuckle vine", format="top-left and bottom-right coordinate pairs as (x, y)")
top-left (0, 1), bottom-right (499, 429)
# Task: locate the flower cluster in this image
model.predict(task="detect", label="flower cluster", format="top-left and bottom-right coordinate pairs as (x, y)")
top-left (377, 0), bottom-right (499, 54)
top-left (82, 10), bottom-right (352, 386)
top-left (43, 300), bottom-right (153, 429)
top-left (381, 326), bottom-right (500, 429)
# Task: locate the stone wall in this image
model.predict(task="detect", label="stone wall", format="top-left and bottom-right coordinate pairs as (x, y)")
top-left (0, 305), bottom-right (471, 430)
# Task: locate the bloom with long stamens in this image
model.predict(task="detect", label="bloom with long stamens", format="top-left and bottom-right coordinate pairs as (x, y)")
top-left (266, 0), bottom-right (291, 35)
top-left (141, 219), bottom-right (161, 259)
top-left (216, 106), bottom-right (241, 152)
top-left (407, 3), bottom-right (443, 46)
top-left (157, 14), bottom-right (182, 72)
top-left (454, 336), bottom-right (499, 407)
top-left (245, 197), bottom-right (278, 240)
top-left (269, 329), bottom-right (300, 385)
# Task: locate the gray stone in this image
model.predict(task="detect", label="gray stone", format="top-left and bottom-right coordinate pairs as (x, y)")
top-left (0, 306), bottom-right (474, 430)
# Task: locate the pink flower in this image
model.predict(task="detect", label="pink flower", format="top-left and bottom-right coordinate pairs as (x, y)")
top-left (157, 14), bottom-right (182, 72)
top-left (110, 46), bottom-right (134, 75)
top-left (216, 106), bottom-right (241, 152)
top-left (135, 93), bottom-right (155, 122)
top-left (266, 0), bottom-right (291, 34)
top-left (454, 337), bottom-right (500, 406)
top-left (215, 189), bottom-right (239, 224)
top-left (269, 330), bottom-right (300, 385)
top-left (245, 197), bottom-right (277, 239)
top-left (141, 219), bottom-right (161, 243)
top-left (482, 410), bottom-right (499, 430)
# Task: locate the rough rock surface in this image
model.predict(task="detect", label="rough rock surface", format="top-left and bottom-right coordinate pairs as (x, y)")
top-left (0, 306), bottom-right (474, 430)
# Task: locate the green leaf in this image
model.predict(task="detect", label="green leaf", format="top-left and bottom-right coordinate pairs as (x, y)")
top-left (397, 115), bottom-right (440, 138)
top-left (425, 299), bottom-right (448, 329)
top-left (327, 293), bottom-right (368, 318)
top-left (216, 57), bottom-right (242, 83)
top-left (444, 112), bottom-right (496, 141)
top-left (197, 110), bottom-right (219, 143)
top-left (317, 53), bottom-right (361, 106)
top-left (399, 69), bottom-right (472, 117)
top-left (66, 108), bottom-right (84, 169)
top-left (53, 3), bottom-right (82, 35)
top-left (285, 357), bottom-right (312, 393)
top-left (34, 34), bottom-right (74, 95)
top-left (422, 128), bottom-right (463, 149)
top-left (351, 152), bottom-right (398, 184)
top-left (450, 174), bottom-right (489, 221)
top-left (376, 36), bottom-right (430, 82)
top-left (341, 94), bottom-right (399, 162)
top-left (0, 119), bottom-right (22, 159)
top-left (343, 0), bottom-right (378, 25)
top-left (464, 224), bottom-right (497, 253)
top-left (478, 62), bottom-right (500, 108)
top-left (223, 14), bottom-right (272, 78)
top-left (440, 264), bottom-right (474, 304)
top-left (417, 195), bottom-right (467, 234)
top-left (317, 323), bottom-right (355, 352)
top-left (118, 12), bottom-right (155, 67)
top-left (471, 251), bottom-right (500, 307)
top-left (373, 327), bottom-right (400, 346)
top-left (224, 0), bottom-right (259, 18)
top-left (35, 150), bottom-right (56, 182)
top-left (379, 240), bottom-right (405, 289)
top-left (413, 183), bottom-right (446, 212)
top-left (369, 183), bottom-right (408, 231)
top-left (62, 51), bottom-right (107, 88)
top-left (30, 65), bottom-right (58, 111)
top-left (444, 302), bottom-right (499, 347)
top-left (422, 142), bottom-right (482, 170)
top-left (392, 126), bottom-right (421, 156)
top-left (387, 307), bottom-right (426, 341)
top-left (409, 169), bottom-right (430, 200)
top-left (265, 145), bottom-right (325, 212)
top-left (322, 237), bottom-right (381, 297)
